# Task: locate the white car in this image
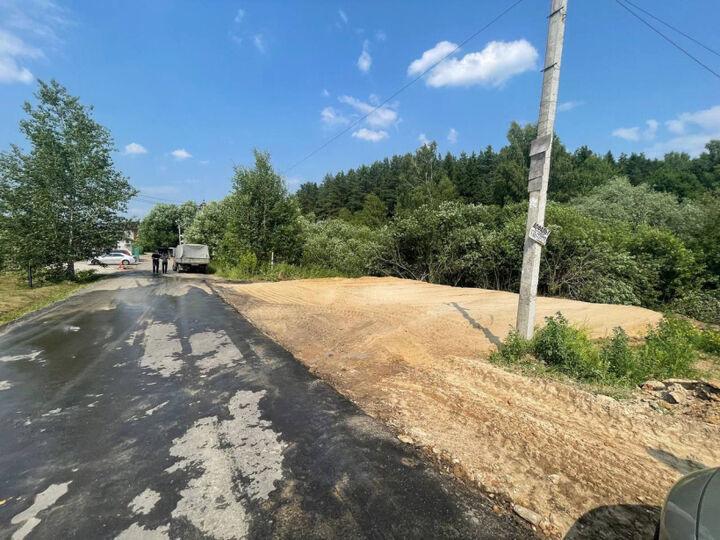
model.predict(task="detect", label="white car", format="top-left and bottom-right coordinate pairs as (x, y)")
top-left (89, 252), bottom-right (138, 266)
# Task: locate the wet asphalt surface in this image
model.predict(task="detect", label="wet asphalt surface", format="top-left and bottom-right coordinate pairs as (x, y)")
top-left (0, 272), bottom-right (535, 539)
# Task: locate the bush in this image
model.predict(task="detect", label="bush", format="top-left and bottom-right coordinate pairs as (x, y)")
top-left (490, 330), bottom-right (531, 364)
top-left (490, 314), bottom-right (703, 388)
top-left (531, 314), bottom-right (607, 381)
top-left (668, 290), bottom-right (720, 325)
top-left (696, 328), bottom-right (720, 355)
top-left (73, 269), bottom-right (99, 283)
top-left (600, 328), bottom-right (637, 383)
top-left (636, 317), bottom-right (697, 380)
top-left (302, 219), bottom-right (383, 276)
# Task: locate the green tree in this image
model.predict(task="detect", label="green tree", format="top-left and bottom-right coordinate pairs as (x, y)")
top-left (185, 199), bottom-right (231, 258)
top-left (355, 193), bottom-right (388, 228)
top-left (0, 80), bottom-right (135, 283)
top-left (227, 150), bottom-right (302, 263)
top-left (137, 201), bottom-right (199, 251)
top-left (302, 219), bottom-right (384, 275)
top-left (572, 177), bottom-right (691, 231)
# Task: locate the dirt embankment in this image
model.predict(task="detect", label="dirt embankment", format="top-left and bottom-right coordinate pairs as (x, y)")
top-left (214, 277), bottom-right (720, 538)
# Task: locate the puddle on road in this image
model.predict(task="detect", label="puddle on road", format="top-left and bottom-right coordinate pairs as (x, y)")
top-left (166, 390), bottom-right (286, 539)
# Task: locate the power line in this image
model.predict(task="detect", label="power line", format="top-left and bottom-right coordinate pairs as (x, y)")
top-left (134, 192), bottom-right (184, 205)
top-left (615, 0), bottom-right (720, 81)
top-left (619, 0), bottom-right (720, 59)
top-left (281, 0), bottom-right (528, 175)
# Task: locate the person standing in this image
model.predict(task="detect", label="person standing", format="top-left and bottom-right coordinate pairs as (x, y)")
top-left (151, 250), bottom-right (160, 274)
top-left (161, 251), bottom-right (169, 274)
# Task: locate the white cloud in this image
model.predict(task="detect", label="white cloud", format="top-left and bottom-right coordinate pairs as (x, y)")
top-left (321, 88), bottom-right (330, 97)
top-left (0, 1), bottom-right (71, 85)
top-left (0, 29), bottom-right (42, 84)
top-left (558, 100), bottom-right (584, 112)
top-left (418, 133), bottom-right (430, 146)
top-left (644, 105), bottom-right (720, 157)
top-left (357, 40), bottom-right (371, 73)
top-left (253, 34), bottom-right (265, 53)
top-left (320, 106), bottom-right (349, 126)
top-left (647, 133), bottom-right (720, 157)
top-left (612, 126), bottom-right (641, 141)
top-left (665, 105), bottom-right (720, 135)
top-left (338, 9), bottom-right (348, 24)
top-left (409, 39), bottom-right (538, 88)
top-left (171, 149), bottom-right (192, 160)
top-left (447, 128), bottom-right (458, 144)
top-left (234, 8), bottom-right (245, 23)
top-left (1, 0), bottom-right (70, 45)
top-left (407, 40), bottom-right (457, 76)
top-left (124, 142), bottom-right (148, 155)
top-left (0, 56), bottom-right (33, 83)
top-left (352, 128), bottom-right (388, 142)
top-left (338, 95), bottom-right (398, 128)
top-left (612, 119), bottom-right (658, 142)
top-left (375, 30), bottom-right (386, 42)
top-left (645, 119), bottom-right (659, 139)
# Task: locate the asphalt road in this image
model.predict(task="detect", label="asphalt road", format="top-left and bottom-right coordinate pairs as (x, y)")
top-left (0, 273), bottom-right (534, 539)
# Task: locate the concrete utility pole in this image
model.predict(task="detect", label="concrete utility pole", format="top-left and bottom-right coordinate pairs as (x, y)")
top-left (516, 0), bottom-right (568, 339)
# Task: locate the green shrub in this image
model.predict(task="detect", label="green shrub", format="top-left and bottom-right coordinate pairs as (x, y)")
top-left (668, 290), bottom-right (720, 325)
top-left (302, 219), bottom-right (383, 276)
top-left (212, 257), bottom-right (347, 282)
top-left (490, 330), bottom-right (532, 364)
top-left (600, 327), bottom-right (637, 383)
top-left (693, 328), bottom-right (720, 355)
top-left (636, 317), bottom-right (698, 380)
top-left (490, 314), bottom-right (704, 389)
top-left (531, 313), bottom-right (607, 381)
top-left (73, 269), bottom-right (99, 283)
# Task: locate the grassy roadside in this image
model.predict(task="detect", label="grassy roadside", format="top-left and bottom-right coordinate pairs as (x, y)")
top-left (211, 262), bottom-right (350, 282)
top-left (0, 273), bottom-right (95, 326)
top-left (490, 313), bottom-right (720, 396)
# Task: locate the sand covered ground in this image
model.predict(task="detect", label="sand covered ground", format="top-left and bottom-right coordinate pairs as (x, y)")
top-left (214, 276), bottom-right (719, 538)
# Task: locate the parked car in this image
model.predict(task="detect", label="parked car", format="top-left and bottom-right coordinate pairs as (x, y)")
top-left (657, 466), bottom-right (719, 539)
top-left (89, 252), bottom-right (138, 266)
top-left (173, 243), bottom-right (209, 273)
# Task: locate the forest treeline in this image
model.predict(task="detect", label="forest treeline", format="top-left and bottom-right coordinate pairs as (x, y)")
top-left (138, 122), bottom-right (720, 325)
top-left (296, 122), bottom-right (719, 217)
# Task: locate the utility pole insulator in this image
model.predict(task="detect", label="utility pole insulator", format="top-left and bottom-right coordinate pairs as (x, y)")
top-left (516, 0), bottom-right (568, 339)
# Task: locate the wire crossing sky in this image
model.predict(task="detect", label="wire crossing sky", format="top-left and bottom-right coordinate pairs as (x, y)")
top-left (0, 0), bottom-right (718, 216)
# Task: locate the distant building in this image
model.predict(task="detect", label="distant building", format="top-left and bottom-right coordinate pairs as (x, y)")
top-left (117, 228), bottom-right (138, 255)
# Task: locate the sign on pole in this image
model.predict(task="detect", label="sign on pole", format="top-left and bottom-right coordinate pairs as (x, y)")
top-left (529, 223), bottom-right (550, 246)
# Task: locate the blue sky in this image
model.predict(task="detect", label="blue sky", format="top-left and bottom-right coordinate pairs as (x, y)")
top-left (1, 0), bottom-right (719, 217)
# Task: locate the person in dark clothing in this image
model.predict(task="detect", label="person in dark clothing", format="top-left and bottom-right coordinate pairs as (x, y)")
top-left (151, 250), bottom-right (160, 274)
top-left (161, 251), bottom-right (169, 274)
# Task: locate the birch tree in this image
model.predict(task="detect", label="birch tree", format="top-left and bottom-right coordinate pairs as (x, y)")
top-left (0, 80), bottom-right (135, 283)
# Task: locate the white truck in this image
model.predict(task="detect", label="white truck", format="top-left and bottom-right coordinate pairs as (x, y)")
top-left (173, 243), bottom-right (210, 273)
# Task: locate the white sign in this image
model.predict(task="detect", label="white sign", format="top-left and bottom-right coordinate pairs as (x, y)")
top-left (529, 223), bottom-right (550, 246)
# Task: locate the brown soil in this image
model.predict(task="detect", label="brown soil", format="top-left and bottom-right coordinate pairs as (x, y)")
top-left (214, 276), bottom-right (720, 539)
